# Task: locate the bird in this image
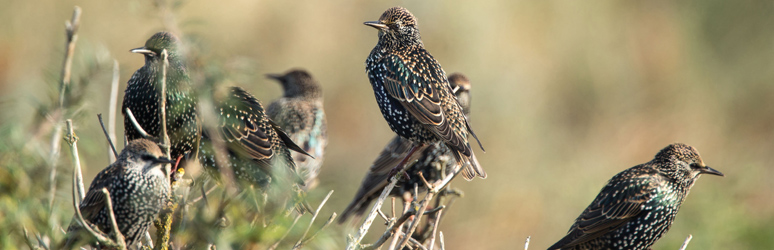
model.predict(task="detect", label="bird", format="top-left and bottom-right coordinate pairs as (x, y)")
top-left (548, 143), bottom-right (724, 250)
top-left (266, 69), bottom-right (327, 190)
top-left (364, 6), bottom-right (485, 181)
top-left (198, 86), bottom-right (312, 211)
top-left (339, 73), bottom-right (474, 223)
top-left (122, 31), bottom-right (199, 175)
top-left (61, 139), bottom-right (174, 249)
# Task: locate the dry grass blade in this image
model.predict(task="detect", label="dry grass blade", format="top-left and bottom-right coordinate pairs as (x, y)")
top-left (101, 188), bottom-right (127, 249)
top-left (124, 108), bottom-right (155, 140)
top-left (524, 236), bottom-right (530, 250)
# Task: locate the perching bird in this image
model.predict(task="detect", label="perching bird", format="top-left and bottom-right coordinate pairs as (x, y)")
top-left (364, 7), bottom-right (485, 180)
top-left (198, 86), bottom-right (311, 191)
top-left (61, 139), bottom-right (173, 249)
top-left (548, 143), bottom-right (724, 250)
top-left (339, 73), bottom-right (474, 223)
top-left (266, 69), bottom-right (327, 189)
top-left (122, 31), bottom-right (199, 174)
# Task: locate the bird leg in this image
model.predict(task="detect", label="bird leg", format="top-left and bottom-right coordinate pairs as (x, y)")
top-left (389, 143), bottom-right (422, 180)
top-left (170, 155), bottom-right (184, 181)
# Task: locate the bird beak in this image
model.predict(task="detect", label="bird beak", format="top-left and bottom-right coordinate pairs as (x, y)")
top-left (699, 166), bottom-right (724, 177)
top-left (155, 157), bottom-right (176, 165)
top-left (364, 21), bottom-right (388, 30)
top-left (266, 73), bottom-right (283, 81)
top-left (130, 47), bottom-right (156, 56)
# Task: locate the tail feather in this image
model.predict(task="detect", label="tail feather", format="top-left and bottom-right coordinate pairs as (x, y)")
top-left (455, 150), bottom-right (486, 181)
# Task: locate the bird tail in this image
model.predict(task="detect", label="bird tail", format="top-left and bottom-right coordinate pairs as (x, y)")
top-left (454, 150), bottom-right (486, 180)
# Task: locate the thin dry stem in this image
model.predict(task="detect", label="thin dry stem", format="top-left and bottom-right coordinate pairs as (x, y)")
top-left (158, 49), bottom-right (170, 158)
top-left (58, 6), bottom-right (81, 108)
top-left (101, 188), bottom-right (127, 248)
top-left (65, 120), bottom-right (85, 200)
top-left (107, 59), bottom-right (120, 162)
top-left (124, 108), bottom-right (154, 139)
top-left (67, 121), bottom-right (125, 249)
top-left (347, 167), bottom-right (408, 250)
top-left (679, 234), bottom-right (692, 250)
top-left (524, 236), bottom-right (530, 250)
top-left (97, 114), bottom-right (118, 159)
top-left (293, 190), bottom-right (335, 249)
top-left (438, 232), bottom-right (445, 250)
top-left (267, 214), bottom-right (303, 250)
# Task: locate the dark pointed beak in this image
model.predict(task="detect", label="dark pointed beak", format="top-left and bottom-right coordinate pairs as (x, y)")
top-left (700, 166), bottom-right (724, 177)
top-left (154, 157), bottom-right (176, 165)
top-left (364, 21), bottom-right (388, 30)
top-left (266, 73), bottom-right (283, 81)
top-left (130, 47), bottom-right (156, 56)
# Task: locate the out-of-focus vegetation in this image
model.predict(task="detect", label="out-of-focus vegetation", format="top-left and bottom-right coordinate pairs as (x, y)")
top-left (1, 0), bottom-right (773, 249)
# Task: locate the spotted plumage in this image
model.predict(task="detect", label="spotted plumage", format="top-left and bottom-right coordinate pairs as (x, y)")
top-left (61, 139), bottom-right (173, 249)
top-left (122, 31), bottom-right (199, 171)
top-left (266, 69), bottom-right (327, 189)
top-left (339, 73), bottom-right (476, 222)
top-left (548, 143), bottom-right (724, 250)
top-left (198, 86), bottom-right (310, 188)
top-left (364, 7), bottom-right (485, 180)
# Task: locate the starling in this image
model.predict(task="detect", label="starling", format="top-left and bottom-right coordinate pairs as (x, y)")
top-left (198, 86), bottom-right (310, 188)
top-left (339, 73), bottom-right (475, 223)
top-left (61, 139), bottom-right (174, 249)
top-left (122, 31), bottom-right (199, 172)
top-left (266, 69), bottom-right (328, 189)
top-left (364, 7), bottom-right (485, 180)
top-left (548, 143), bottom-right (724, 250)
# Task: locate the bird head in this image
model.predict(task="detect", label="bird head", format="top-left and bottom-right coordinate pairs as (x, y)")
top-left (266, 69), bottom-right (322, 99)
top-left (654, 143), bottom-right (724, 180)
top-left (130, 31), bottom-right (182, 64)
top-left (121, 139), bottom-right (175, 180)
top-left (448, 73), bottom-right (472, 115)
top-left (365, 7), bottom-right (423, 49)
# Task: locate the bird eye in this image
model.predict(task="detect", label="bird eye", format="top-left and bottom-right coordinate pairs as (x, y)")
top-left (141, 154), bottom-right (156, 162)
top-left (689, 163), bottom-right (701, 169)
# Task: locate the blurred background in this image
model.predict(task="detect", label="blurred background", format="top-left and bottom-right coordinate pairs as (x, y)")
top-left (1, 0), bottom-right (773, 249)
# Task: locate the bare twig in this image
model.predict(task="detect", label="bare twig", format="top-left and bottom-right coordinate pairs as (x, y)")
top-left (408, 237), bottom-right (427, 250)
top-left (388, 200), bottom-right (410, 250)
top-left (524, 236), bottom-right (530, 250)
top-left (154, 48), bottom-right (174, 250)
top-left (65, 120), bottom-right (85, 200)
top-left (679, 234), bottom-right (693, 250)
top-left (158, 49), bottom-right (170, 158)
top-left (346, 167), bottom-right (408, 250)
top-left (101, 188), bottom-right (127, 248)
top-left (67, 121), bottom-right (126, 249)
top-left (107, 60), bottom-right (120, 162)
top-left (124, 108), bottom-right (154, 139)
top-left (292, 190), bottom-right (335, 249)
top-left (439, 231), bottom-right (445, 250)
top-left (267, 214), bottom-right (303, 250)
top-left (368, 203), bottom-right (413, 250)
top-left (58, 6), bottom-right (81, 108)
top-left (427, 208), bottom-right (443, 250)
top-left (294, 213), bottom-right (338, 250)
top-left (48, 6), bottom-right (82, 228)
top-left (97, 114), bottom-right (118, 159)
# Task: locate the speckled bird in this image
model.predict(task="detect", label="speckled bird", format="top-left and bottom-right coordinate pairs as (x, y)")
top-left (61, 139), bottom-right (173, 249)
top-left (548, 143), bottom-right (724, 250)
top-left (122, 31), bottom-right (199, 172)
top-left (364, 7), bottom-right (485, 180)
top-left (266, 69), bottom-right (327, 189)
top-left (199, 86), bottom-right (310, 189)
top-left (339, 73), bottom-right (475, 223)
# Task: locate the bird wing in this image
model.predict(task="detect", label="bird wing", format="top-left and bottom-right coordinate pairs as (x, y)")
top-left (381, 52), bottom-right (471, 156)
top-left (549, 173), bottom-right (660, 249)
top-left (218, 87), bottom-right (274, 161)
